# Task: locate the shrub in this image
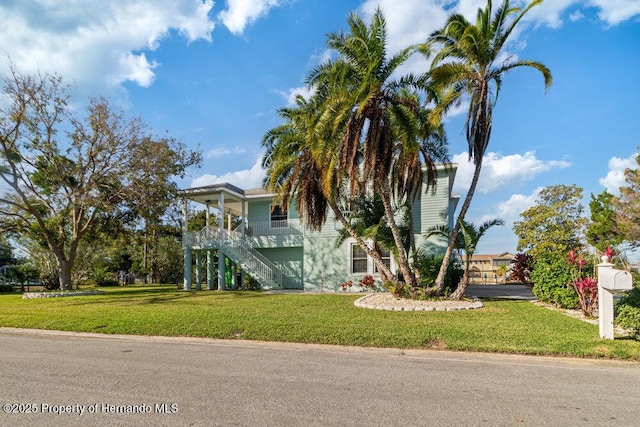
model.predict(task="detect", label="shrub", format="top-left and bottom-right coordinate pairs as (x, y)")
top-left (530, 253), bottom-right (578, 308)
top-left (96, 278), bottom-right (120, 287)
top-left (415, 253), bottom-right (464, 296)
top-left (510, 253), bottom-right (533, 285)
top-left (571, 277), bottom-right (598, 317)
top-left (242, 274), bottom-right (260, 291)
top-left (567, 251), bottom-right (598, 317)
top-left (40, 272), bottom-right (61, 290)
top-left (339, 275), bottom-right (377, 292)
top-left (0, 284), bottom-right (14, 293)
top-left (615, 287), bottom-right (640, 339)
top-left (92, 267), bottom-right (120, 287)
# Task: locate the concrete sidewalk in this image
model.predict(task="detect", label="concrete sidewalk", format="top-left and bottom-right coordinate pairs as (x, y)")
top-left (466, 284), bottom-right (536, 300)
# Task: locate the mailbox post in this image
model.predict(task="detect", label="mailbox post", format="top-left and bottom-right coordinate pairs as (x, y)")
top-left (597, 256), bottom-right (633, 339)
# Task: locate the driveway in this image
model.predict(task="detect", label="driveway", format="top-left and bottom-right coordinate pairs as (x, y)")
top-left (1, 328), bottom-right (638, 426)
top-left (466, 284), bottom-right (536, 300)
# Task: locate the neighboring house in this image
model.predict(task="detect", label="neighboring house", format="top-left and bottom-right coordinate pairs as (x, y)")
top-left (179, 164), bottom-right (459, 292)
top-left (466, 252), bottom-right (516, 284)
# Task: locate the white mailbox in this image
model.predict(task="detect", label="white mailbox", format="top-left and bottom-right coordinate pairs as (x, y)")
top-left (598, 268), bottom-right (633, 291)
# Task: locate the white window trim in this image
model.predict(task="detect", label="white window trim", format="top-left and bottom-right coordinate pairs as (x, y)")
top-left (349, 240), bottom-right (395, 276)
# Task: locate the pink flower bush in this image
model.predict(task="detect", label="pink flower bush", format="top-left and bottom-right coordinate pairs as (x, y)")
top-left (567, 250), bottom-right (598, 317)
top-left (339, 274), bottom-right (376, 292)
top-left (571, 276), bottom-right (598, 317)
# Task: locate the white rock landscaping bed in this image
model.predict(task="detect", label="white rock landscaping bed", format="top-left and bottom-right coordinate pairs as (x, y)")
top-left (354, 293), bottom-right (483, 311)
top-left (23, 290), bottom-right (106, 299)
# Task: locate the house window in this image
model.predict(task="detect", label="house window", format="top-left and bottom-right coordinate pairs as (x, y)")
top-left (270, 205), bottom-right (287, 228)
top-left (351, 245), bottom-right (368, 273)
top-left (351, 244), bottom-right (392, 274)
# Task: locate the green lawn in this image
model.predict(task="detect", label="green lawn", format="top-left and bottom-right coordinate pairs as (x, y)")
top-left (1, 286), bottom-right (639, 360)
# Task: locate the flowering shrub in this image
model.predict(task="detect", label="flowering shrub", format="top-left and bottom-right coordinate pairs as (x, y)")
top-left (567, 250), bottom-right (598, 317)
top-left (602, 246), bottom-right (618, 261)
top-left (339, 275), bottom-right (376, 292)
top-left (339, 280), bottom-right (354, 291)
top-left (572, 276), bottom-right (598, 317)
top-left (359, 274), bottom-right (375, 289)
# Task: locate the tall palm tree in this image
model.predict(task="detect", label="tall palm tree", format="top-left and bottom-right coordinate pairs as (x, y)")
top-left (426, 218), bottom-right (504, 299)
top-left (262, 94), bottom-right (400, 284)
top-left (306, 9), bottom-right (445, 294)
top-left (428, 0), bottom-right (552, 293)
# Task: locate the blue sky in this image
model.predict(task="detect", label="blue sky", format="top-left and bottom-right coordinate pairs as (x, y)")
top-left (1, 0), bottom-right (639, 256)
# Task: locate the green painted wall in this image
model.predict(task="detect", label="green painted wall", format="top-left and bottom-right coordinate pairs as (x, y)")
top-left (302, 235), bottom-right (349, 292)
top-left (256, 247), bottom-right (304, 289)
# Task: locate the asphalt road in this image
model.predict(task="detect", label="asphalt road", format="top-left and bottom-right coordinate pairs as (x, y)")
top-left (1, 328), bottom-right (639, 426)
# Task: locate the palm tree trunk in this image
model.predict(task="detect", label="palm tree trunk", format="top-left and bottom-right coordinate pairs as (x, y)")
top-left (450, 265), bottom-right (470, 300)
top-left (434, 159), bottom-right (484, 294)
top-left (378, 186), bottom-right (417, 293)
top-left (450, 252), bottom-right (473, 300)
top-left (406, 204), bottom-right (421, 284)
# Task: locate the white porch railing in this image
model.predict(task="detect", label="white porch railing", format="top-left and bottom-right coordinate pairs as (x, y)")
top-left (183, 226), bottom-right (220, 247)
top-left (246, 219), bottom-right (303, 237)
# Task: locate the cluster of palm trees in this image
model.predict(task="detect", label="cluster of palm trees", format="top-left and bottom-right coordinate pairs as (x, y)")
top-left (262, 0), bottom-right (551, 299)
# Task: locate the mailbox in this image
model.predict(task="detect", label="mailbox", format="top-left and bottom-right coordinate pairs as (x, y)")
top-left (598, 268), bottom-right (633, 291)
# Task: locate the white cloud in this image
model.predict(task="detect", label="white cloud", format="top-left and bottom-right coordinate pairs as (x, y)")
top-left (360, 0), bottom-right (449, 54)
top-left (309, 49), bottom-right (332, 66)
top-left (206, 146), bottom-right (248, 158)
top-left (586, 0), bottom-right (640, 26)
top-left (477, 188), bottom-right (543, 225)
top-left (218, 0), bottom-right (281, 35)
top-left (452, 151), bottom-right (571, 195)
top-left (277, 85), bottom-right (315, 106)
top-left (191, 157), bottom-right (266, 189)
top-left (207, 147), bottom-right (232, 158)
top-left (569, 10), bottom-right (585, 22)
top-left (288, 0), bottom-right (637, 115)
top-left (599, 154), bottom-right (638, 195)
top-left (0, 1), bottom-right (215, 96)
top-left (521, 0), bottom-right (577, 29)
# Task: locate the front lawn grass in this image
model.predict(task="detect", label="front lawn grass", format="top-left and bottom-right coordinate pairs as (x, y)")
top-left (1, 286), bottom-right (639, 360)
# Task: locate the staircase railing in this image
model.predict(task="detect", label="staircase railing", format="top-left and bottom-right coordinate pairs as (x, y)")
top-left (223, 231), bottom-right (283, 290)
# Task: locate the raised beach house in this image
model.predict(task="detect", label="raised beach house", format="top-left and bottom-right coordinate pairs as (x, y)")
top-left (180, 164), bottom-right (459, 292)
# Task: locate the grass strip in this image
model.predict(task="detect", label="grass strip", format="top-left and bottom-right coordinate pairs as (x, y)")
top-left (1, 286), bottom-right (639, 360)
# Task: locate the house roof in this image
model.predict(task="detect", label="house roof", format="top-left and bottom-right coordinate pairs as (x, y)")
top-left (178, 183), bottom-right (277, 216)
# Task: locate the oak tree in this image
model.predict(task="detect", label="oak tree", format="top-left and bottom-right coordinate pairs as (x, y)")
top-left (0, 68), bottom-right (200, 290)
top-left (513, 184), bottom-right (586, 260)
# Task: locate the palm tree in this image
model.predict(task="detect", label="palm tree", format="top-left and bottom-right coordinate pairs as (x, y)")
top-left (426, 218), bottom-right (504, 299)
top-left (427, 0), bottom-right (552, 293)
top-left (263, 95), bottom-right (398, 284)
top-left (306, 9), bottom-right (445, 295)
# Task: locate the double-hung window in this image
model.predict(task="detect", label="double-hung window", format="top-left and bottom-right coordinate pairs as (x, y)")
top-left (351, 244), bottom-right (392, 274)
top-left (351, 245), bottom-right (368, 274)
